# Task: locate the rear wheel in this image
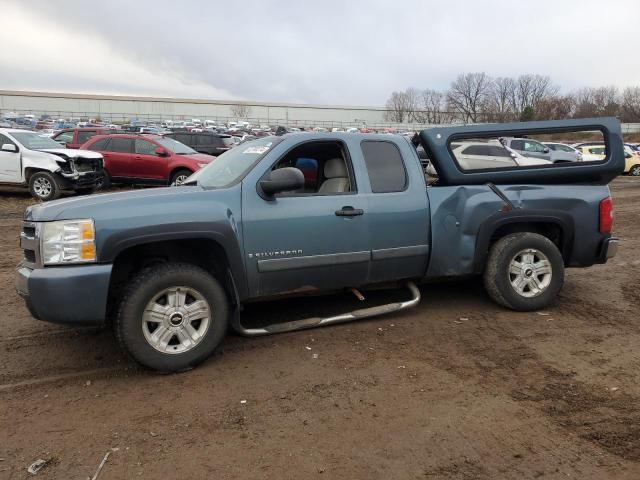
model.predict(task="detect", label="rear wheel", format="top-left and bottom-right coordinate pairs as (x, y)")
top-left (483, 232), bottom-right (564, 311)
top-left (629, 165), bottom-right (640, 176)
top-left (29, 171), bottom-right (60, 201)
top-left (170, 169), bottom-right (193, 186)
top-left (115, 263), bottom-right (229, 372)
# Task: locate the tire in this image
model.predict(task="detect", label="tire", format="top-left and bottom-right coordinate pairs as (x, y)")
top-left (483, 232), bottom-right (564, 311)
top-left (29, 171), bottom-right (60, 201)
top-left (170, 169), bottom-right (193, 186)
top-left (629, 165), bottom-right (640, 176)
top-left (97, 171), bottom-right (111, 189)
top-left (115, 262), bottom-right (229, 372)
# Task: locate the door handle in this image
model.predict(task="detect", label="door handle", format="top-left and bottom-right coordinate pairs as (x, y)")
top-left (335, 206), bottom-right (364, 217)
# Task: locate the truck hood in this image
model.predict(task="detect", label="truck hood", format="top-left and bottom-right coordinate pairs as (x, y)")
top-left (25, 186), bottom-right (204, 221)
top-left (38, 148), bottom-right (103, 160)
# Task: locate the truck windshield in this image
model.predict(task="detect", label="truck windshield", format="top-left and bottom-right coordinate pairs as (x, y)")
top-left (11, 132), bottom-right (65, 150)
top-left (185, 137), bottom-right (281, 188)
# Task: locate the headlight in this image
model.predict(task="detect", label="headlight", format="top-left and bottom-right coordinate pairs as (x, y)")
top-left (41, 219), bottom-right (96, 265)
top-left (197, 163), bottom-right (208, 169)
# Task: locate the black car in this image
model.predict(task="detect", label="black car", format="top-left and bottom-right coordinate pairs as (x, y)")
top-left (165, 132), bottom-right (235, 156)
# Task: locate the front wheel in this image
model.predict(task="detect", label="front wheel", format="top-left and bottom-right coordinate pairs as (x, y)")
top-left (170, 169), bottom-right (193, 186)
top-left (483, 232), bottom-right (564, 311)
top-left (629, 165), bottom-right (640, 176)
top-left (29, 171), bottom-right (60, 201)
top-left (115, 263), bottom-right (229, 372)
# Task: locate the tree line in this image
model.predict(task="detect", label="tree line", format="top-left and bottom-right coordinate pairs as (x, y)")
top-left (384, 73), bottom-right (640, 124)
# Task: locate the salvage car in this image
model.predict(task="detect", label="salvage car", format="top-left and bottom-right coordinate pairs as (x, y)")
top-left (0, 128), bottom-right (104, 200)
top-left (81, 133), bottom-right (216, 186)
top-left (16, 118), bottom-right (623, 372)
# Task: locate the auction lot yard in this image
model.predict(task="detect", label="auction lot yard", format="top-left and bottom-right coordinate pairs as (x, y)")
top-left (1, 179), bottom-right (640, 479)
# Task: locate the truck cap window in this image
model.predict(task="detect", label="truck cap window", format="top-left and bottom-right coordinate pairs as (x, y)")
top-left (187, 137), bottom-right (282, 188)
top-left (361, 140), bottom-right (407, 193)
top-left (448, 129), bottom-right (606, 172)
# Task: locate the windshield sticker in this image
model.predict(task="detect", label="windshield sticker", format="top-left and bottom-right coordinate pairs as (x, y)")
top-left (243, 146), bottom-right (270, 155)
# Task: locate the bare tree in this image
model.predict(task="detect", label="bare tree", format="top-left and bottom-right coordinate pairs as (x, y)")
top-left (573, 86), bottom-right (620, 118)
top-left (404, 88), bottom-right (423, 123)
top-left (230, 103), bottom-right (252, 118)
top-left (534, 95), bottom-right (575, 120)
top-left (420, 89), bottom-right (446, 124)
top-left (486, 77), bottom-right (517, 122)
top-left (384, 91), bottom-right (409, 122)
top-left (622, 86), bottom-right (640, 122)
top-left (513, 74), bottom-right (559, 115)
top-left (446, 72), bottom-right (492, 123)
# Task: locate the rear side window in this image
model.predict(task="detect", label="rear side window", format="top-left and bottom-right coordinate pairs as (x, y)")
top-left (87, 138), bottom-right (109, 151)
top-left (54, 131), bottom-right (74, 144)
top-left (196, 135), bottom-right (213, 145)
top-left (361, 141), bottom-right (407, 193)
top-left (107, 138), bottom-right (134, 153)
top-left (510, 139), bottom-right (524, 150)
top-left (77, 130), bottom-right (96, 144)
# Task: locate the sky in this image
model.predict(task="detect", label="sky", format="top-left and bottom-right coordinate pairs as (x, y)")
top-left (0, 0), bottom-right (638, 106)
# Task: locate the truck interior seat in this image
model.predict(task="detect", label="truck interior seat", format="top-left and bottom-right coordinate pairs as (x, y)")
top-left (318, 158), bottom-right (349, 193)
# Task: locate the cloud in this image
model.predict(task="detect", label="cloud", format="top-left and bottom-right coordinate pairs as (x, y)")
top-left (1, 0), bottom-right (638, 105)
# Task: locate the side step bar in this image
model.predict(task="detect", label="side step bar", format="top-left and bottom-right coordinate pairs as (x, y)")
top-left (231, 281), bottom-right (421, 337)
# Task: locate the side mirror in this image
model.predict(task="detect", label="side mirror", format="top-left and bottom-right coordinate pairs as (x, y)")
top-left (543, 147), bottom-right (550, 154)
top-left (155, 147), bottom-right (169, 156)
top-left (259, 167), bottom-right (305, 197)
top-left (1, 143), bottom-right (17, 152)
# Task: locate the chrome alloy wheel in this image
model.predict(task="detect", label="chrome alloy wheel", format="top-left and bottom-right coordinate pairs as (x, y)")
top-left (33, 177), bottom-right (53, 198)
top-left (142, 286), bottom-right (212, 354)
top-left (508, 248), bottom-right (553, 298)
top-left (174, 174), bottom-right (189, 185)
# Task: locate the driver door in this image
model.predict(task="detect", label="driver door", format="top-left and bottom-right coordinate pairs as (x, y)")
top-left (241, 140), bottom-right (371, 297)
top-left (0, 133), bottom-right (22, 182)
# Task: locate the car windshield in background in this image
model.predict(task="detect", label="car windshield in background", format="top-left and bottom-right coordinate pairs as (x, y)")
top-left (185, 137), bottom-right (281, 189)
top-left (155, 137), bottom-right (197, 155)
top-left (11, 132), bottom-right (65, 150)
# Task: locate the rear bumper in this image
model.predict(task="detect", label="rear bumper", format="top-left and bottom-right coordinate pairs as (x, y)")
top-left (16, 263), bottom-right (112, 325)
top-left (598, 237), bottom-right (618, 263)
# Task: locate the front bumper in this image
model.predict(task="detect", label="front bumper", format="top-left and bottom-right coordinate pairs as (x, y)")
top-left (16, 263), bottom-right (112, 325)
top-left (56, 170), bottom-right (104, 190)
top-left (598, 237), bottom-right (619, 263)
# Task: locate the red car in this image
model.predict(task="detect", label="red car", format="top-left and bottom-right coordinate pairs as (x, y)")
top-left (52, 128), bottom-right (120, 149)
top-left (80, 134), bottom-right (215, 186)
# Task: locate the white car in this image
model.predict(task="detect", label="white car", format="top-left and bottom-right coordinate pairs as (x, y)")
top-left (451, 141), bottom-right (551, 171)
top-left (0, 129), bottom-right (104, 201)
top-left (542, 142), bottom-right (583, 162)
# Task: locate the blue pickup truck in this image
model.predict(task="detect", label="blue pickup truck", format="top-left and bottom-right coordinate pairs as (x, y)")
top-left (16, 118), bottom-right (624, 372)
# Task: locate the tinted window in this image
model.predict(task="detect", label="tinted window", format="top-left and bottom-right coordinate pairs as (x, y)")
top-left (196, 135), bottom-right (213, 146)
top-left (87, 138), bottom-right (109, 151)
top-left (77, 130), bottom-right (96, 144)
top-left (135, 139), bottom-right (158, 155)
top-left (54, 131), bottom-right (74, 144)
top-left (511, 139), bottom-right (524, 150)
top-left (462, 145), bottom-right (490, 156)
top-left (107, 138), bottom-right (134, 153)
top-left (488, 146), bottom-right (511, 157)
top-left (361, 141), bottom-right (407, 193)
top-left (172, 134), bottom-right (191, 145)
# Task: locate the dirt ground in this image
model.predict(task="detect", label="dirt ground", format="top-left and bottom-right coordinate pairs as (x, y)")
top-left (1, 179), bottom-right (640, 480)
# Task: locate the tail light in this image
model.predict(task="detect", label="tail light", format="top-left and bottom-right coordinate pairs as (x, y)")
top-left (599, 196), bottom-right (613, 234)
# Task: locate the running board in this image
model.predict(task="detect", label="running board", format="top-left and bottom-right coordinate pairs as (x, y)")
top-left (231, 281), bottom-right (421, 337)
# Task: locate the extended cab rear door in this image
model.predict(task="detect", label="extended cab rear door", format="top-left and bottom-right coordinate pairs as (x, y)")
top-left (355, 138), bottom-right (431, 283)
